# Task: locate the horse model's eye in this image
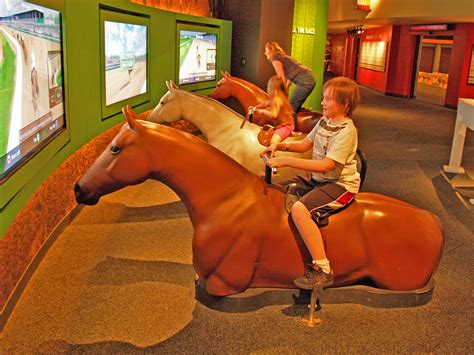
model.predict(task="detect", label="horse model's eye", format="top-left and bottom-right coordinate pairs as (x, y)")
top-left (110, 145), bottom-right (121, 155)
top-left (160, 100), bottom-right (166, 105)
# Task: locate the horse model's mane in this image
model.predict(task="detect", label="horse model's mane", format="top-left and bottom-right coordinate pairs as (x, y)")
top-left (178, 86), bottom-right (250, 121)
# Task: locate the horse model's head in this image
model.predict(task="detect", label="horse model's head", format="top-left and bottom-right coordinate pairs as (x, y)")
top-left (208, 71), bottom-right (232, 100)
top-left (75, 106), bottom-right (154, 205)
top-left (147, 80), bottom-right (183, 124)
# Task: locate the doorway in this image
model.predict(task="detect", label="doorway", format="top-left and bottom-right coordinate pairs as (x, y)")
top-left (414, 35), bottom-right (453, 106)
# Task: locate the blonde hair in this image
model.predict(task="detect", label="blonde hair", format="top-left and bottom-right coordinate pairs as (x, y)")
top-left (266, 76), bottom-right (293, 125)
top-left (323, 77), bottom-right (360, 118)
top-left (265, 41), bottom-right (286, 55)
top-left (267, 75), bottom-right (287, 96)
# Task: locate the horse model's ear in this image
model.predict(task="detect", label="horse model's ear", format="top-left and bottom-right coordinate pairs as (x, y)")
top-left (166, 80), bottom-right (177, 93)
top-left (122, 105), bottom-right (144, 134)
top-left (222, 71), bottom-right (229, 78)
top-left (170, 81), bottom-right (179, 90)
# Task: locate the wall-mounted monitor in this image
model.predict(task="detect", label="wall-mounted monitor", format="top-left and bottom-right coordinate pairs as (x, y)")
top-left (0, 0), bottom-right (66, 182)
top-left (176, 22), bottom-right (218, 90)
top-left (100, 9), bottom-right (149, 119)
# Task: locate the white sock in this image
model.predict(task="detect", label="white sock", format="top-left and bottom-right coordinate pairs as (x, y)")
top-left (313, 259), bottom-right (331, 274)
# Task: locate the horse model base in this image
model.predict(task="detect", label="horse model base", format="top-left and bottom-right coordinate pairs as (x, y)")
top-left (195, 278), bottom-right (435, 326)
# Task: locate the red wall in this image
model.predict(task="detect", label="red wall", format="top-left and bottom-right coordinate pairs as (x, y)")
top-left (386, 25), bottom-right (418, 97)
top-left (357, 26), bottom-right (393, 93)
top-left (448, 23), bottom-right (474, 105)
top-left (331, 23), bottom-right (474, 106)
top-left (386, 23), bottom-right (474, 105)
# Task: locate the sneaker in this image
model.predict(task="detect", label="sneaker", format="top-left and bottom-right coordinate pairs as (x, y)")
top-left (294, 264), bottom-right (334, 289)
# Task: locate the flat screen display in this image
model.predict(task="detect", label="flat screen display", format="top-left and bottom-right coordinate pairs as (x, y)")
top-left (104, 21), bottom-right (147, 106)
top-left (0, 0), bottom-right (65, 181)
top-left (178, 29), bottom-right (216, 85)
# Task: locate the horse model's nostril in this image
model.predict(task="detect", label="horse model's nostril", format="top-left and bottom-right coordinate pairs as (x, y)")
top-left (74, 182), bottom-right (83, 203)
top-left (74, 181), bottom-right (100, 205)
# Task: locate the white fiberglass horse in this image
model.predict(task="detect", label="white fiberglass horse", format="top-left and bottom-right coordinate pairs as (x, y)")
top-left (147, 81), bottom-right (309, 178)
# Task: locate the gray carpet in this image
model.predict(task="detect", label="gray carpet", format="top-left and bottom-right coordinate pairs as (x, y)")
top-left (1, 85), bottom-right (473, 353)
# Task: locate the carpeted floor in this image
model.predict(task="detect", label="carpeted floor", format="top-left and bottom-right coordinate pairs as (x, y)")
top-left (0, 84), bottom-right (473, 353)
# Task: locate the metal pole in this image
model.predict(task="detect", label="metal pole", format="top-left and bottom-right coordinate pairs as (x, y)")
top-left (302, 286), bottom-right (322, 326)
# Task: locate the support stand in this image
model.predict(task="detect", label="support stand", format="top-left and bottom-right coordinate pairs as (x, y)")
top-left (302, 286), bottom-right (322, 327)
top-left (440, 170), bottom-right (474, 210)
top-left (441, 98), bottom-right (474, 209)
top-left (443, 98), bottom-right (474, 174)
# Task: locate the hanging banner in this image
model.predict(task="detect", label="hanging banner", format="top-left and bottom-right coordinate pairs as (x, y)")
top-left (359, 41), bottom-right (388, 72)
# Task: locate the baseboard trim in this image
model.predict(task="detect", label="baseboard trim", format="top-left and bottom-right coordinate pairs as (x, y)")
top-left (0, 205), bottom-right (84, 332)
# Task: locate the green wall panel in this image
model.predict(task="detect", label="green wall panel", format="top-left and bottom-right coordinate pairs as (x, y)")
top-left (291, 0), bottom-right (328, 112)
top-left (0, 0), bottom-right (231, 237)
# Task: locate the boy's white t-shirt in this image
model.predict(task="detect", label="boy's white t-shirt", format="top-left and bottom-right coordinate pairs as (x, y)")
top-left (306, 116), bottom-right (360, 193)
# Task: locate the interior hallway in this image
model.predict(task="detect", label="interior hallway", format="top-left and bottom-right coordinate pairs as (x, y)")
top-left (0, 84), bottom-right (473, 353)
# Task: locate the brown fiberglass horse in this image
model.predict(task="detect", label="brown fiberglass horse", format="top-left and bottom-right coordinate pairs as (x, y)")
top-left (75, 106), bottom-right (444, 296)
top-left (210, 71), bottom-right (322, 133)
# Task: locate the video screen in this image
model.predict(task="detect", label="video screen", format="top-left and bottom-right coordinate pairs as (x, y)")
top-left (104, 21), bottom-right (147, 106)
top-left (0, 0), bottom-right (65, 180)
top-left (178, 30), bottom-right (217, 85)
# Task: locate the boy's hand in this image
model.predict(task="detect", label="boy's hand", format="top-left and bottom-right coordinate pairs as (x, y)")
top-left (267, 156), bottom-right (287, 168)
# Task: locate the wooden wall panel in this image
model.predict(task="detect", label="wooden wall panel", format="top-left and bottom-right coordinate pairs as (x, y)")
top-left (131, 0), bottom-right (211, 17)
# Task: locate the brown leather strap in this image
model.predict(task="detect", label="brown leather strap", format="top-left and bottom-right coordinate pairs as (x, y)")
top-left (240, 107), bottom-right (255, 129)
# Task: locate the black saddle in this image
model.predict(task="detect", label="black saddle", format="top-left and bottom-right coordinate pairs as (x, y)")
top-left (284, 183), bottom-right (355, 227)
top-left (283, 148), bottom-right (367, 227)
